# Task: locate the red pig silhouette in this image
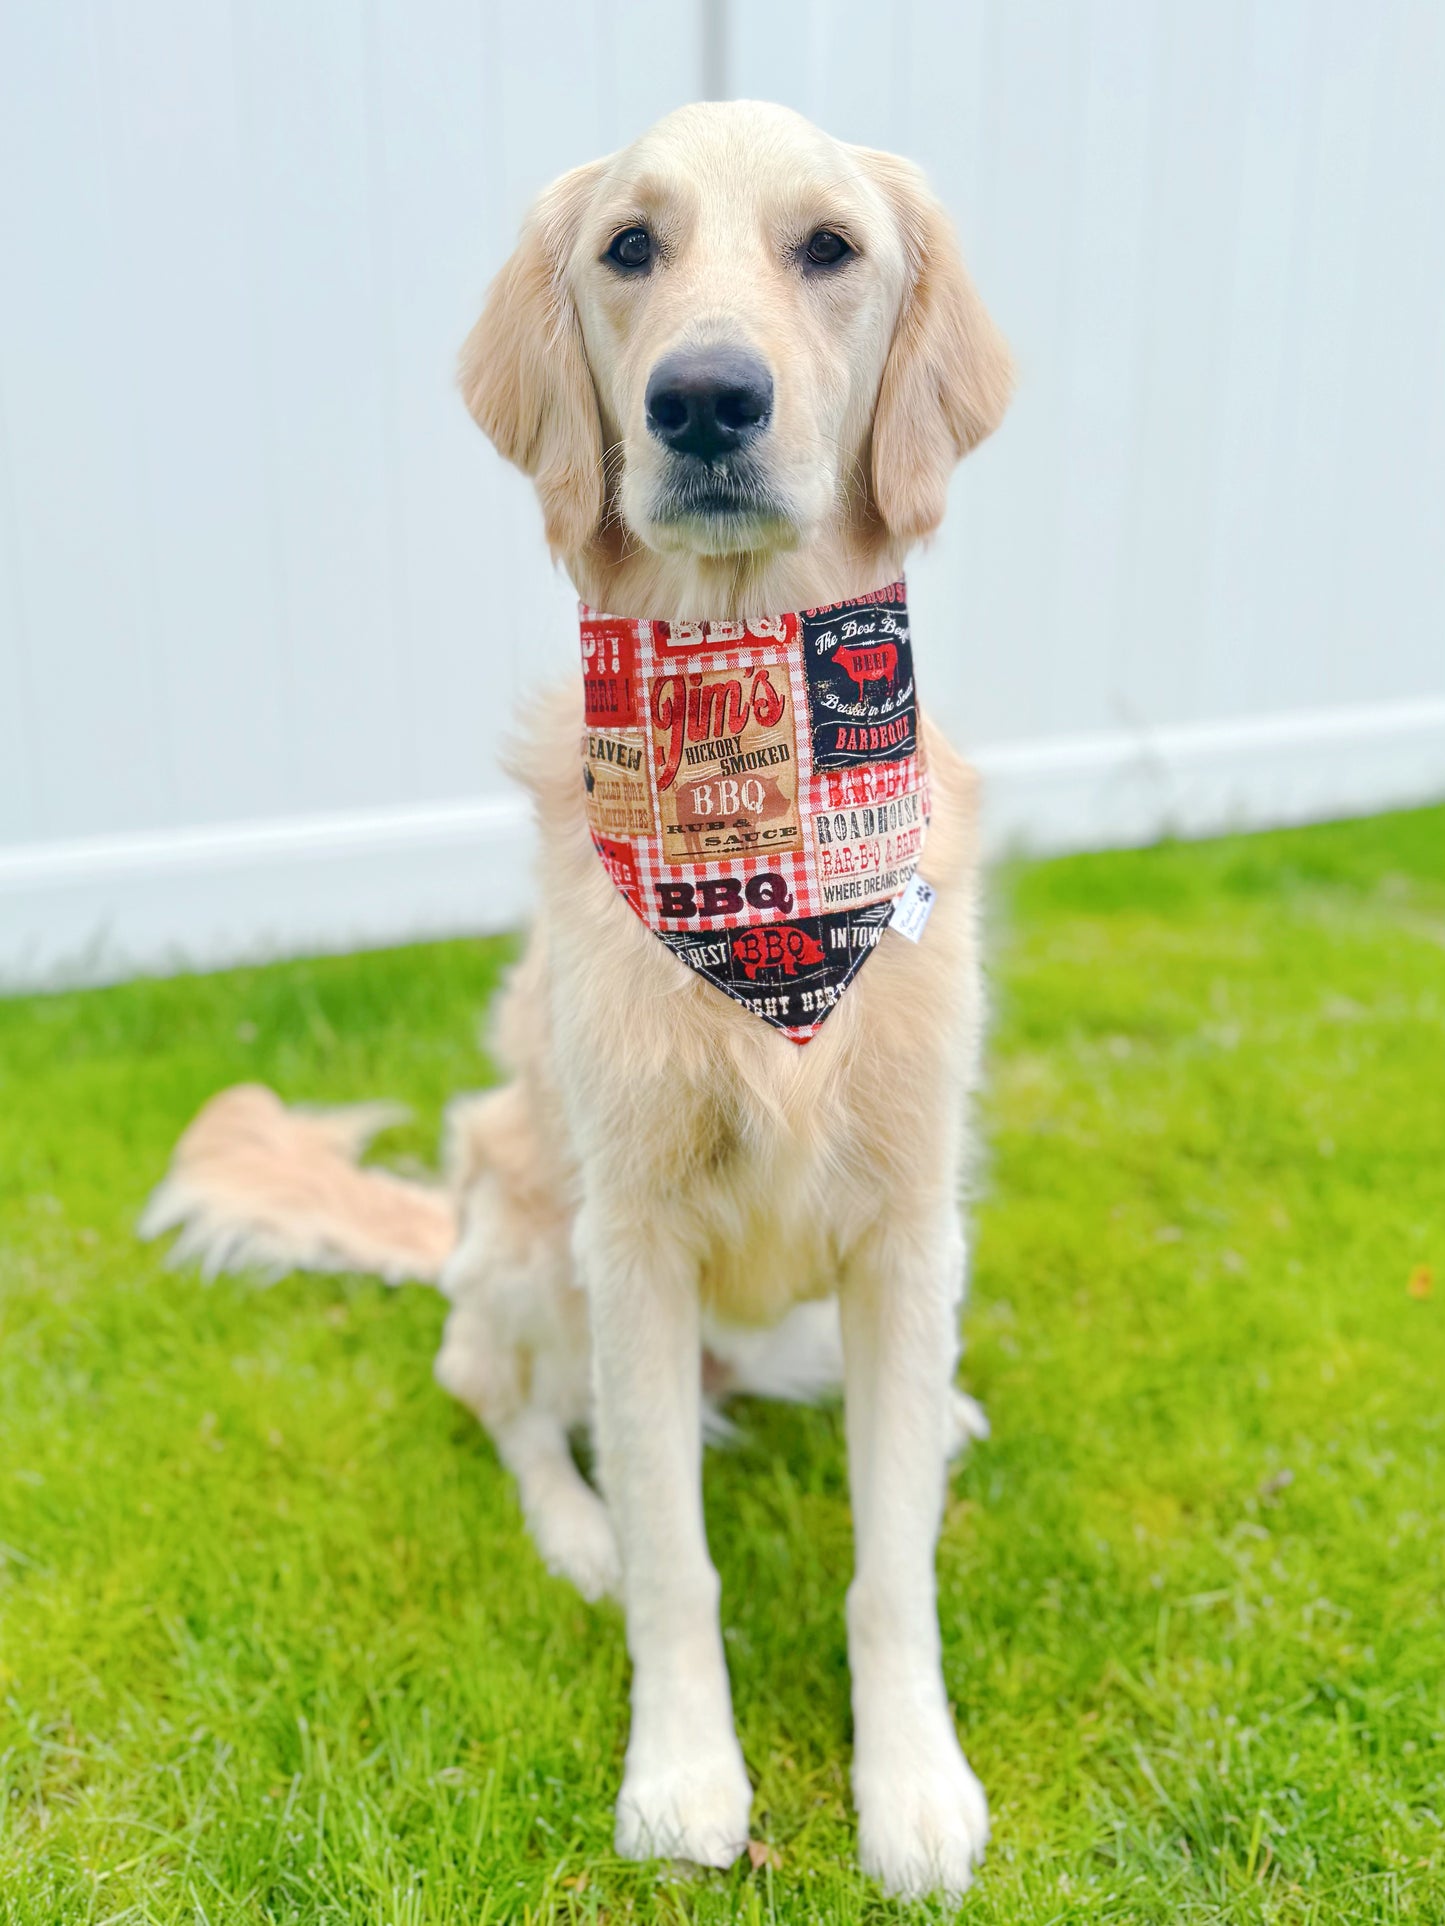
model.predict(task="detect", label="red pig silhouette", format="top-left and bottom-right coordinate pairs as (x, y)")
top-left (833, 641), bottom-right (898, 700)
top-left (731, 925), bottom-right (825, 979)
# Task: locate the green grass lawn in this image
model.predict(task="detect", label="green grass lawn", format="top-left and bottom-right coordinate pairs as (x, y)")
top-left (2, 808), bottom-right (1442, 1924)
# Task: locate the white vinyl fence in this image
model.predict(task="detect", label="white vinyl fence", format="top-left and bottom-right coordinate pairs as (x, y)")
top-left (2, 0), bottom-right (1442, 989)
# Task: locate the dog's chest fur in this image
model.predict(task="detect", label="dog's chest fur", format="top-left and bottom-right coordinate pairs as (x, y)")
top-left (508, 690), bottom-right (985, 1329)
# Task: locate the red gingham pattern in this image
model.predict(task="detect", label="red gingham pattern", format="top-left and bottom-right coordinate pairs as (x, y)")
top-left (581, 577), bottom-right (928, 970)
top-left (628, 616), bottom-right (821, 929)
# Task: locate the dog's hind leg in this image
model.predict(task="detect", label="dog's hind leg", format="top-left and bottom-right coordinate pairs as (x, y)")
top-left (706, 1298), bottom-right (988, 1458)
top-left (495, 1407), bottom-right (619, 1603)
top-left (703, 1297), bottom-right (844, 1405)
top-left (436, 1083), bottom-right (620, 1599)
top-left (435, 1277), bottom-right (619, 1601)
top-left (946, 1386), bottom-right (990, 1456)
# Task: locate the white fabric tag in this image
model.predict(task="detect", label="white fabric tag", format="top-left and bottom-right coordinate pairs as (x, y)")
top-left (889, 873), bottom-right (936, 944)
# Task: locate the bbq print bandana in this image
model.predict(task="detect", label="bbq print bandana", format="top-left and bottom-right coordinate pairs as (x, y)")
top-left (579, 580), bottom-right (930, 1044)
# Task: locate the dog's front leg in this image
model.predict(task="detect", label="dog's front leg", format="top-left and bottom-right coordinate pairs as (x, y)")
top-left (841, 1209), bottom-right (989, 1900)
top-left (580, 1203), bottom-right (751, 1869)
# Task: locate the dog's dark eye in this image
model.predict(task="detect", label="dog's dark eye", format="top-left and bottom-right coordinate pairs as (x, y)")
top-left (606, 226), bottom-right (652, 271)
top-left (804, 229), bottom-right (852, 268)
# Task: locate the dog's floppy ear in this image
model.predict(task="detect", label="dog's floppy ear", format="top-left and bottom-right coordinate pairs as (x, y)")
top-left (860, 151), bottom-right (1014, 545)
top-left (459, 161), bottom-right (606, 557)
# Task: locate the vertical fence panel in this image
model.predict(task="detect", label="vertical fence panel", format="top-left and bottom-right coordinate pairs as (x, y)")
top-left (0, 2), bottom-right (169, 841)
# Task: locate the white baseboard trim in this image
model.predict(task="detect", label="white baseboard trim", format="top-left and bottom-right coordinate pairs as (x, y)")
top-left (0, 796), bottom-right (533, 993)
top-left (973, 696), bottom-right (1445, 856)
top-left (2, 698), bottom-right (1442, 992)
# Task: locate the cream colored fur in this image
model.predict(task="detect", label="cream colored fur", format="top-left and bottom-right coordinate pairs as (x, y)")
top-left (147, 101), bottom-right (1012, 1901)
top-left (141, 1085), bottom-right (455, 1282)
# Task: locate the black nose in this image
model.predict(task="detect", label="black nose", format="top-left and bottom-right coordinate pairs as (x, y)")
top-left (645, 347), bottom-right (774, 461)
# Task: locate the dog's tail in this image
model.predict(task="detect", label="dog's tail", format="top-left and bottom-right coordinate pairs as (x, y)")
top-left (140, 1083), bottom-right (458, 1285)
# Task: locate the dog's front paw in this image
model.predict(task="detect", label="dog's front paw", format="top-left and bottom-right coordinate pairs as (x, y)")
top-left (855, 1721), bottom-right (989, 1901)
top-left (615, 1738), bottom-right (752, 1870)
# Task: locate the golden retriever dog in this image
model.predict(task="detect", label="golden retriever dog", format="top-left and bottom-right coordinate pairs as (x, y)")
top-left (146, 100), bottom-right (1012, 1898)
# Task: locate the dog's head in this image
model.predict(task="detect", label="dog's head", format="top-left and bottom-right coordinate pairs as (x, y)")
top-left (461, 102), bottom-right (1011, 570)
